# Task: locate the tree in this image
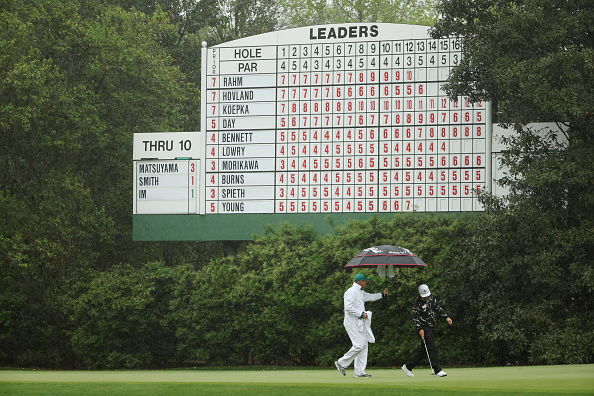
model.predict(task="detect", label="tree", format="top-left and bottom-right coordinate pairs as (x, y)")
top-left (432, 0), bottom-right (594, 363)
top-left (278, 0), bottom-right (438, 27)
top-left (102, 0), bottom-right (220, 42)
top-left (207, 0), bottom-right (281, 43)
top-left (432, 0), bottom-right (594, 127)
top-left (331, 0), bottom-right (437, 24)
top-left (0, 0), bottom-right (197, 367)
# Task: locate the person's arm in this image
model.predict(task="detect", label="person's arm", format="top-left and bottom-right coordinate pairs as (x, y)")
top-left (362, 289), bottom-right (384, 303)
top-left (412, 300), bottom-right (423, 336)
top-left (434, 298), bottom-right (453, 325)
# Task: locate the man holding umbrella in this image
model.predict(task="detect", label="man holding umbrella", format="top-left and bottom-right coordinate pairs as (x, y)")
top-left (335, 273), bottom-right (388, 378)
top-left (401, 284), bottom-right (452, 378)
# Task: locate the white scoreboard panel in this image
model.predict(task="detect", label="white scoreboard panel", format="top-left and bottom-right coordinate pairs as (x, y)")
top-left (133, 132), bottom-right (200, 214)
top-left (202, 23), bottom-right (489, 215)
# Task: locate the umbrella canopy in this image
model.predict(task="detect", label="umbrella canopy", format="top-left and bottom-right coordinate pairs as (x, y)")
top-left (345, 245), bottom-right (427, 277)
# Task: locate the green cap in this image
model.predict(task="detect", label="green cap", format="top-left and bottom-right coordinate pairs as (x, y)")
top-left (354, 273), bottom-right (369, 282)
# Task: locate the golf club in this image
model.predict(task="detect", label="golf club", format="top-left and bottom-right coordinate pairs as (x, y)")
top-left (422, 337), bottom-right (435, 375)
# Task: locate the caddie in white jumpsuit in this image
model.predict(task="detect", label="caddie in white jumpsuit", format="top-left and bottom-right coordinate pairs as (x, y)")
top-left (335, 273), bottom-right (388, 378)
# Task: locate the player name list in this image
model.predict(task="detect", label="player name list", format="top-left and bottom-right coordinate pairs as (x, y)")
top-left (205, 25), bottom-right (487, 214)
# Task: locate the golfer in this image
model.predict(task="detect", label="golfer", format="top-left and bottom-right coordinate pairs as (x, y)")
top-left (401, 284), bottom-right (452, 377)
top-left (335, 273), bottom-right (388, 378)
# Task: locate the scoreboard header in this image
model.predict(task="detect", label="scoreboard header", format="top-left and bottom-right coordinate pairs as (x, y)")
top-left (213, 24), bottom-right (431, 45)
top-left (133, 132), bottom-right (200, 160)
top-left (133, 23), bottom-right (493, 239)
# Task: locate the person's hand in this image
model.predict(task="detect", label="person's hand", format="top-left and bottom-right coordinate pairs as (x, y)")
top-left (383, 288), bottom-right (388, 296)
top-left (446, 317), bottom-right (453, 325)
top-left (362, 312), bottom-right (368, 319)
top-left (419, 329), bottom-right (424, 339)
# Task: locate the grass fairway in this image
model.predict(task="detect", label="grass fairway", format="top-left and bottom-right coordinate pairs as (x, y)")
top-left (1, 365), bottom-right (593, 395)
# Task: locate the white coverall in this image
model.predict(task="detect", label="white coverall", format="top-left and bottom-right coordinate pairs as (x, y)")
top-left (337, 282), bottom-right (383, 376)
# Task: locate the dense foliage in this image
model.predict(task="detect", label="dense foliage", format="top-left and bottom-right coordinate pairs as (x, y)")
top-left (432, 0), bottom-right (594, 364)
top-left (0, 0), bottom-right (228, 367)
top-left (278, 0), bottom-right (438, 27)
top-left (70, 217), bottom-right (472, 369)
top-left (1, 0), bottom-right (592, 369)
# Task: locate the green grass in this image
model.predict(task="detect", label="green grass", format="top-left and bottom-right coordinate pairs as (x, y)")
top-left (1, 365), bottom-right (593, 395)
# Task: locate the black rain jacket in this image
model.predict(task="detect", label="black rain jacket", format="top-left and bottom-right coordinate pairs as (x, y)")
top-left (412, 295), bottom-right (448, 331)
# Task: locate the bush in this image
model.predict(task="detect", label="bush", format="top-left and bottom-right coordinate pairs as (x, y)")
top-left (70, 262), bottom-right (186, 369)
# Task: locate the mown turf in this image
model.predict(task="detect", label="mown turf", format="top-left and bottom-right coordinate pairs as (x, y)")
top-left (1, 365), bottom-right (593, 395)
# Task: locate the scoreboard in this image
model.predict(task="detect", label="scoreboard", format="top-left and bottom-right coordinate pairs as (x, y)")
top-left (133, 132), bottom-right (200, 214)
top-left (133, 23), bottom-right (493, 237)
top-left (201, 23), bottom-right (490, 215)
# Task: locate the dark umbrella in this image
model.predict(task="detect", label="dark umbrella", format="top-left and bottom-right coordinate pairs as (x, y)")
top-left (345, 245), bottom-right (427, 277)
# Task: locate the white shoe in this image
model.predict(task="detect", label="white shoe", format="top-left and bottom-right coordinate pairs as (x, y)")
top-left (401, 364), bottom-right (414, 377)
top-left (354, 373), bottom-right (371, 378)
top-left (335, 361), bottom-right (346, 376)
top-left (436, 370), bottom-right (447, 377)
